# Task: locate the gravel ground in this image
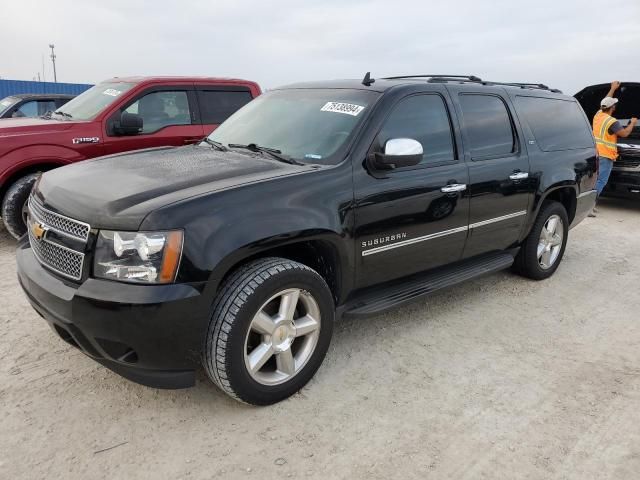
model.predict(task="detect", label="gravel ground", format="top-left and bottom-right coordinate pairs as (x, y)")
top-left (1, 197), bottom-right (639, 480)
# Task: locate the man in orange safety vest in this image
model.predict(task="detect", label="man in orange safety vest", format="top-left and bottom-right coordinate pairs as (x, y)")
top-left (590, 81), bottom-right (638, 216)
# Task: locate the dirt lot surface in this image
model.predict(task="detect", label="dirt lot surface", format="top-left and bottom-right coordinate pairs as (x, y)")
top-left (1, 197), bottom-right (639, 480)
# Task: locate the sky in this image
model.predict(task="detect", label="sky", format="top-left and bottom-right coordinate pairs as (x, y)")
top-left (2, 0), bottom-right (640, 95)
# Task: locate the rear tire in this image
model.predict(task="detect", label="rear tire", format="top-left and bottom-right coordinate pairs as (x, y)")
top-left (203, 257), bottom-right (334, 405)
top-left (514, 201), bottom-right (569, 280)
top-left (2, 173), bottom-right (39, 239)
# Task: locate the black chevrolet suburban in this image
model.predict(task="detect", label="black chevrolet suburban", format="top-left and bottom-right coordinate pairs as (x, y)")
top-left (17, 74), bottom-right (597, 405)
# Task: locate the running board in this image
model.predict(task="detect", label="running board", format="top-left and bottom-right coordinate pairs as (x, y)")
top-left (343, 252), bottom-right (514, 318)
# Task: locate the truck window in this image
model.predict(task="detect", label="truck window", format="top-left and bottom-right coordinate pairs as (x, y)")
top-left (198, 90), bottom-right (253, 124)
top-left (125, 91), bottom-right (191, 134)
top-left (12, 100), bottom-right (54, 117)
top-left (515, 96), bottom-right (594, 151)
top-left (459, 94), bottom-right (515, 159)
top-left (13, 101), bottom-right (37, 117)
top-left (377, 94), bottom-right (455, 166)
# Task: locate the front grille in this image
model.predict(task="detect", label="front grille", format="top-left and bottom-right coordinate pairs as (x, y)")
top-left (28, 228), bottom-right (85, 280)
top-left (28, 197), bottom-right (90, 241)
top-left (27, 196), bottom-right (88, 281)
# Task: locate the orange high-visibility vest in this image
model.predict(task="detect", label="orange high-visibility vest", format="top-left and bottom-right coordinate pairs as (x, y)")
top-left (593, 110), bottom-right (618, 160)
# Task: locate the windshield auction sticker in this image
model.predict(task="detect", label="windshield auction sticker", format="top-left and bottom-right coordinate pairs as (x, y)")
top-left (102, 89), bottom-right (122, 97)
top-left (320, 102), bottom-right (365, 116)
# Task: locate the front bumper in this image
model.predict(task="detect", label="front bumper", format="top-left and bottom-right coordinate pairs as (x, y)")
top-left (16, 239), bottom-right (208, 389)
top-left (604, 170), bottom-right (640, 198)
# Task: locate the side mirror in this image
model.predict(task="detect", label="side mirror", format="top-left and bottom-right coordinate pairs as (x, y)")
top-left (114, 112), bottom-right (143, 136)
top-left (373, 138), bottom-right (423, 169)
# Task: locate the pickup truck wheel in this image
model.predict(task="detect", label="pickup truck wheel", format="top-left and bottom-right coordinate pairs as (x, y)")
top-left (514, 201), bottom-right (568, 280)
top-left (2, 173), bottom-right (39, 239)
top-left (204, 257), bottom-right (334, 405)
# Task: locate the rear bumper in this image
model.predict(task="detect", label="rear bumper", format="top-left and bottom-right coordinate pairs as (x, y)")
top-left (604, 170), bottom-right (640, 198)
top-left (571, 189), bottom-right (597, 228)
top-left (16, 239), bottom-right (208, 389)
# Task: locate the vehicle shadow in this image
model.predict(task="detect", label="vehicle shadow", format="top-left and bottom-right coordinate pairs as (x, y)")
top-left (599, 195), bottom-right (640, 212)
top-left (185, 268), bottom-right (516, 409)
top-left (0, 223), bottom-right (14, 248)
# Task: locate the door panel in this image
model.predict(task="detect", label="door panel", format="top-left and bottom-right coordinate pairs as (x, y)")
top-left (354, 92), bottom-right (470, 289)
top-left (449, 87), bottom-right (533, 258)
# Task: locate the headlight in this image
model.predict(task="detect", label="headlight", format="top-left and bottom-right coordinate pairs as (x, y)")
top-left (94, 230), bottom-right (183, 284)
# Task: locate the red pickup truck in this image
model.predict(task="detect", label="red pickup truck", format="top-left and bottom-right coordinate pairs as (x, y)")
top-left (0, 76), bottom-right (261, 238)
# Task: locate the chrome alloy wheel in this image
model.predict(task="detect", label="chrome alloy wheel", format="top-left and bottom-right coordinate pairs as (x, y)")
top-left (537, 214), bottom-right (564, 269)
top-left (244, 288), bottom-right (321, 386)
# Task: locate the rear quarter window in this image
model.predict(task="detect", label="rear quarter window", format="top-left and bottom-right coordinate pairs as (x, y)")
top-left (515, 96), bottom-right (594, 151)
top-left (198, 89), bottom-right (254, 124)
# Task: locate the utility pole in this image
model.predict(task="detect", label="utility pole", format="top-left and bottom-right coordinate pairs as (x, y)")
top-left (49, 44), bottom-right (57, 83)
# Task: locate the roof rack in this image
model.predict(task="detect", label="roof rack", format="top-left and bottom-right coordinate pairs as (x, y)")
top-left (381, 74), bottom-right (562, 93)
top-left (485, 81), bottom-right (563, 93)
top-left (383, 74), bottom-right (483, 82)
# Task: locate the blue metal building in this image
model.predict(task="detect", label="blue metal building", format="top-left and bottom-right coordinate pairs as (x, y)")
top-left (0, 79), bottom-right (93, 98)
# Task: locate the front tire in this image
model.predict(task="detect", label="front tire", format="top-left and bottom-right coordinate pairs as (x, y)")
top-left (514, 201), bottom-right (569, 280)
top-left (203, 257), bottom-right (334, 405)
top-left (2, 173), bottom-right (39, 239)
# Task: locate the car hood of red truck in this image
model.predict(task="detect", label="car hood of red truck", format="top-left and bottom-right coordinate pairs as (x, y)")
top-left (33, 145), bottom-right (314, 230)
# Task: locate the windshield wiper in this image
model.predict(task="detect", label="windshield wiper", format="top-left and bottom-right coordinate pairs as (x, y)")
top-left (53, 110), bottom-right (73, 119)
top-left (228, 143), bottom-right (304, 165)
top-left (202, 137), bottom-right (228, 151)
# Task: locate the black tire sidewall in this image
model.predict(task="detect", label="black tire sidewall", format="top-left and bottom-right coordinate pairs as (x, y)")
top-left (521, 201), bottom-right (569, 280)
top-left (222, 266), bottom-right (334, 405)
top-left (2, 174), bottom-right (38, 239)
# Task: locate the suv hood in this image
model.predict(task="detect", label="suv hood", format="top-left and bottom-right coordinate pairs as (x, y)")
top-left (0, 117), bottom-right (83, 136)
top-left (575, 82), bottom-right (640, 125)
top-left (35, 146), bottom-right (312, 230)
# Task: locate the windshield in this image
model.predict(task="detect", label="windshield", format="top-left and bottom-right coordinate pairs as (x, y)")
top-left (0, 96), bottom-right (19, 116)
top-left (208, 88), bottom-right (380, 164)
top-left (54, 82), bottom-right (136, 120)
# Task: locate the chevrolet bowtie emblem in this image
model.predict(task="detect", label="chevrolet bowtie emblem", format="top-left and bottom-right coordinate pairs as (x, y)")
top-left (32, 222), bottom-right (47, 241)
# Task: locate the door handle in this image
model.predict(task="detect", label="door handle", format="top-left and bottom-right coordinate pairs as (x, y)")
top-left (509, 171), bottom-right (529, 180)
top-left (441, 184), bottom-right (467, 193)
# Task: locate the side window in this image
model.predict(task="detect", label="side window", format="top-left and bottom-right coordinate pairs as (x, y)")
top-left (37, 100), bottom-right (57, 115)
top-left (124, 91), bottom-right (191, 133)
top-left (55, 98), bottom-right (71, 109)
top-left (198, 90), bottom-right (253, 124)
top-left (458, 94), bottom-right (515, 159)
top-left (515, 96), bottom-right (594, 151)
top-left (377, 94), bottom-right (455, 166)
top-left (13, 101), bottom-right (38, 118)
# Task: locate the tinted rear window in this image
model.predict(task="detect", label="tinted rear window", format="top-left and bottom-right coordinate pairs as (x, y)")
top-left (198, 90), bottom-right (254, 124)
top-left (458, 94), bottom-right (515, 159)
top-left (515, 96), bottom-right (594, 151)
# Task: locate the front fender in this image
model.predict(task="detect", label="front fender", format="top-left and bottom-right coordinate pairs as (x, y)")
top-left (142, 163), bottom-right (356, 305)
top-left (205, 226), bottom-right (350, 300)
top-left (0, 144), bottom-right (82, 184)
